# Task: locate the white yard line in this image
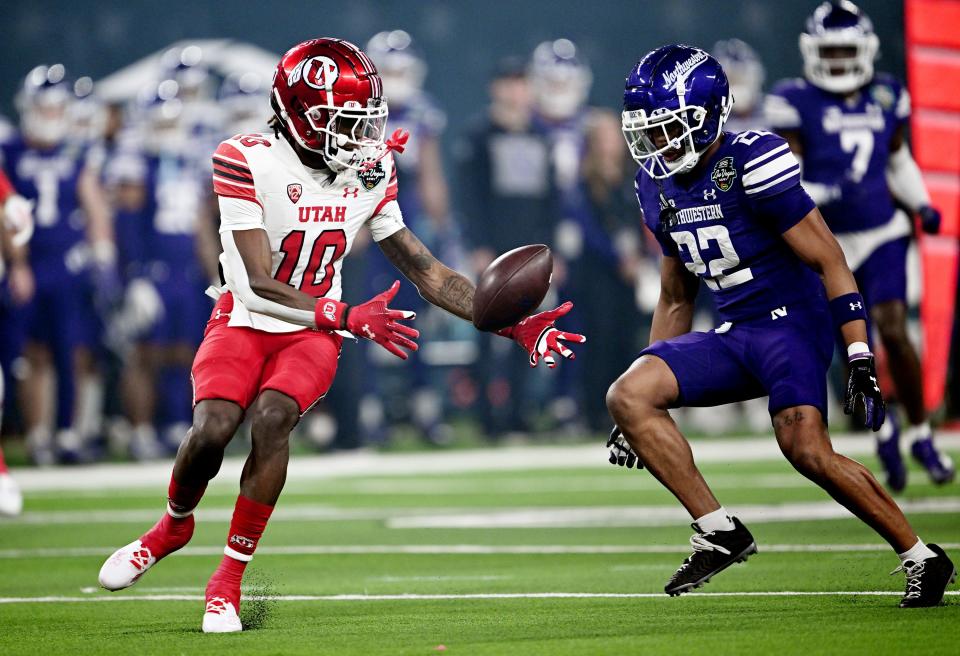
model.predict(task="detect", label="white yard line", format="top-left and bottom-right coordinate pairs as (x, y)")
top-left (1, 591), bottom-right (958, 604)
top-left (2, 543), bottom-right (959, 559)
top-left (387, 497), bottom-right (960, 529)
top-left (8, 496), bottom-right (960, 527)
top-left (11, 434), bottom-right (960, 492)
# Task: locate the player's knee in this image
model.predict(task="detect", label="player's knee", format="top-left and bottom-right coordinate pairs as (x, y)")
top-left (191, 407), bottom-right (240, 450)
top-left (783, 441), bottom-right (832, 479)
top-left (250, 402), bottom-right (299, 441)
top-left (606, 365), bottom-right (668, 422)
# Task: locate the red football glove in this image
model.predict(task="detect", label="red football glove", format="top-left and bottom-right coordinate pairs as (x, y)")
top-left (497, 301), bottom-right (586, 368)
top-left (314, 280), bottom-right (419, 359)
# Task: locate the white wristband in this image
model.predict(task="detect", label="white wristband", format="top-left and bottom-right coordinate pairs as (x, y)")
top-left (847, 341), bottom-right (871, 360)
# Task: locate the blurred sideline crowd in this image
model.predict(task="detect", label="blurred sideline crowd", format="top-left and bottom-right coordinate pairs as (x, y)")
top-left (0, 34), bottom-right (804, 464)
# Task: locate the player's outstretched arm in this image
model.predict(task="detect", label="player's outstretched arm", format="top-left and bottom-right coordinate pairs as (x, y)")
top-left (649, 255), bottom-right (699, 344)
top-left (377, 227), bottom-right (585, 367)
top-left (223, 229), bottom-right (418, 359)
top-left (782, 209), bottom-right (885, 430)
top-left (378, 226), bottom-right (475, 320)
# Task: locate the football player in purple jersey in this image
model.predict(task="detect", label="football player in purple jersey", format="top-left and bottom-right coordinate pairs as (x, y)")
top-left (765, 1), bottom-right (952, 491)
top-left (606, 44), bottom-right (955, 607)
top-left (113, 80), bottom-right (219, 459)
top-left (0, 64), bottom-right (115, 464)
top-left (362, 30), bottom-right (455, 444)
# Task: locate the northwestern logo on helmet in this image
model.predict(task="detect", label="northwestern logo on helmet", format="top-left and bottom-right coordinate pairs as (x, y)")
top-left (660, 50), bottom-right (709, 91)
top-left (288, 56), bottom-right (339, 91)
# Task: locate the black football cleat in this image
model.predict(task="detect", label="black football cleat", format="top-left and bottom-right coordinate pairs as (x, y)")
top-left (894, 543), bottom-right (957, 608)
top-left (665, 517), bottom-right (757, 596)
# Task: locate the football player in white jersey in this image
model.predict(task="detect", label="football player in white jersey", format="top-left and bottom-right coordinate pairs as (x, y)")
top-left (99, 38), bottom-right (585, 633)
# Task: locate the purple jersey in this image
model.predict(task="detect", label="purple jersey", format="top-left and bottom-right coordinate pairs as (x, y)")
top-left (766, 73), bottom-right (910, 233)
top-left (635, 131), bottom-right (821, 323)
top-left (0, 132), bottom-right (90, 266)
top-left (136, 151), bottom-right (207, 269)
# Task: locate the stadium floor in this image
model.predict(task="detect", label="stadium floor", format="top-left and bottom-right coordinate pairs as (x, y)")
top-left (2, 436), bottom-right (959, 655)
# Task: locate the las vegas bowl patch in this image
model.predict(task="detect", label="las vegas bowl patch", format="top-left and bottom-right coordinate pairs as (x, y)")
top-left (358, 161), bottom-right (386, 190)
top-left (711, 157), bottom-right (737, 192)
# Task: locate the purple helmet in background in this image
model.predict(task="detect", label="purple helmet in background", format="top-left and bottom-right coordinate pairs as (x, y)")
top-left (621, 44), bottom-right (731, 179)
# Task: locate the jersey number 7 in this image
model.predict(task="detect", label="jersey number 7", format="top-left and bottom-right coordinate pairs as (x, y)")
top-left (275, 229), bottom-right (347, 296)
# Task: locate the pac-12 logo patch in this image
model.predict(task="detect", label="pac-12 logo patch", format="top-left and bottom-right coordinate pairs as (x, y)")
top-left (358, 160), bottom-right (386, 190)
top-left (287, 183), bottom-right (302, 204)
top-left (711, 156), bottom-right (737, 192)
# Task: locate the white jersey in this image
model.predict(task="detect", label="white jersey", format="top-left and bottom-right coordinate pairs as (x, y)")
top-left (212, 131), bottom-right (403, 333)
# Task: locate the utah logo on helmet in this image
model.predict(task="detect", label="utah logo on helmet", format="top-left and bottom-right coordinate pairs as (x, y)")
top-left (288, 56), bottom-right (339, 91)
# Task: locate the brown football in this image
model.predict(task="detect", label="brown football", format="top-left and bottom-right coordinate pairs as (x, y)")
top-left (472, 244), bottom-right (553, 332)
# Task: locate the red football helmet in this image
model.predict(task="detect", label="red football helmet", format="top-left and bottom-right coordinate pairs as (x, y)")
top-left (271, 38), bottom-right (388, 171)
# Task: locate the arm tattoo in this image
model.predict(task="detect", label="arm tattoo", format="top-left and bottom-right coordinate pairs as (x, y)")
top-left (379, 227), bottom-right (475, 321)
top-left (378, 228), bottom-right (436, 280)
top-left (437, 273), bottom-right (475, 320)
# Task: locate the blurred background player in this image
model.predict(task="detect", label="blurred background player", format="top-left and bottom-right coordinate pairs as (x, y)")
top-left (713, 38), bottom-right (766, 133)
top-left (766, 0), bottom-right (954, 491)
top-left (362, 30), bottom-right (455, 444)
top-left (0, 64), bottom-right (115, 464)
top-left (217, 72), bottom-right (271, 139)
top-left (457, 56), bottom-right (557, 437)
top-left (0, 166), bottom-right (34, 514)
top-left (528, 38), bottom-right (593, 430)
top-left (112, 79), bottom-right (219, 459)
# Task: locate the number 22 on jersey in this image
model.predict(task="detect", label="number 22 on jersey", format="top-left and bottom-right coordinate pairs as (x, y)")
top-left (671, 225), bottom-right (754, 290)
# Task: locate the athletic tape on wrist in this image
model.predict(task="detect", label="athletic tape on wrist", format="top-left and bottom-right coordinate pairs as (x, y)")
top-left (829, 293), bottom-right (867, 329)
top-left (846, 341), bottom-right (871, 362)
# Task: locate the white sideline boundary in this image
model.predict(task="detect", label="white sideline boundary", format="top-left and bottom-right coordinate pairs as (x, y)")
top-left (2, 591), bottom-right (959, 604)
top-left (2, 543), bottom-right (959, 559)
top-left (12, 434), bottom-right (960, 492)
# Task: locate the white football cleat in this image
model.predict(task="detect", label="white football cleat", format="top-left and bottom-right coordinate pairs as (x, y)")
top-left (98, 540), bottom-right (156, 591)
top-left (202, 596), bottom-right (243, 633)
top-left (0, 473), bottom-right (23, 516)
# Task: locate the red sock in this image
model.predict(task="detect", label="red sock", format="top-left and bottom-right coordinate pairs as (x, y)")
top-left (0, 446), bottom-right (8, 474)
top-left (139, 474), bottom-right (204, 558)
top-left (206, 495), bottom-right (274, 609)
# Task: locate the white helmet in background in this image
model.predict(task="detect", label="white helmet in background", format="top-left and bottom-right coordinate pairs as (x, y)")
top-left (529, 39), bottom-right (592, 121)
top-left (17, 64), bottom-right (74, 147)
top-left (138, 79), bottom-right (188, 155)
top-left (218, 71), bottom-right (270, 137)
top-left (365, 30), bottom-right (427, 108)
top-left (712, 39), bottom-right (765, 116)
top-left (800, 0), bottom-right (879, 94)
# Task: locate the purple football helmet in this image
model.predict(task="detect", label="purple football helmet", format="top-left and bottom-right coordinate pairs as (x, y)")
top-left (622, 44), bottom-right (731, 179)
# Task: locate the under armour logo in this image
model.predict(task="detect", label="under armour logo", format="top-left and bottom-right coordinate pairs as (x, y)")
top-left (362, 323), bottom-right (376, 340)
top-left (343, 187), bottom-right (359, 198)
top-left (850, 302), bottom-right (863, 311)
top-left (214, 309), bottom-right (231, 320)
top-left (703, 188), bottom-right (717, 201)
